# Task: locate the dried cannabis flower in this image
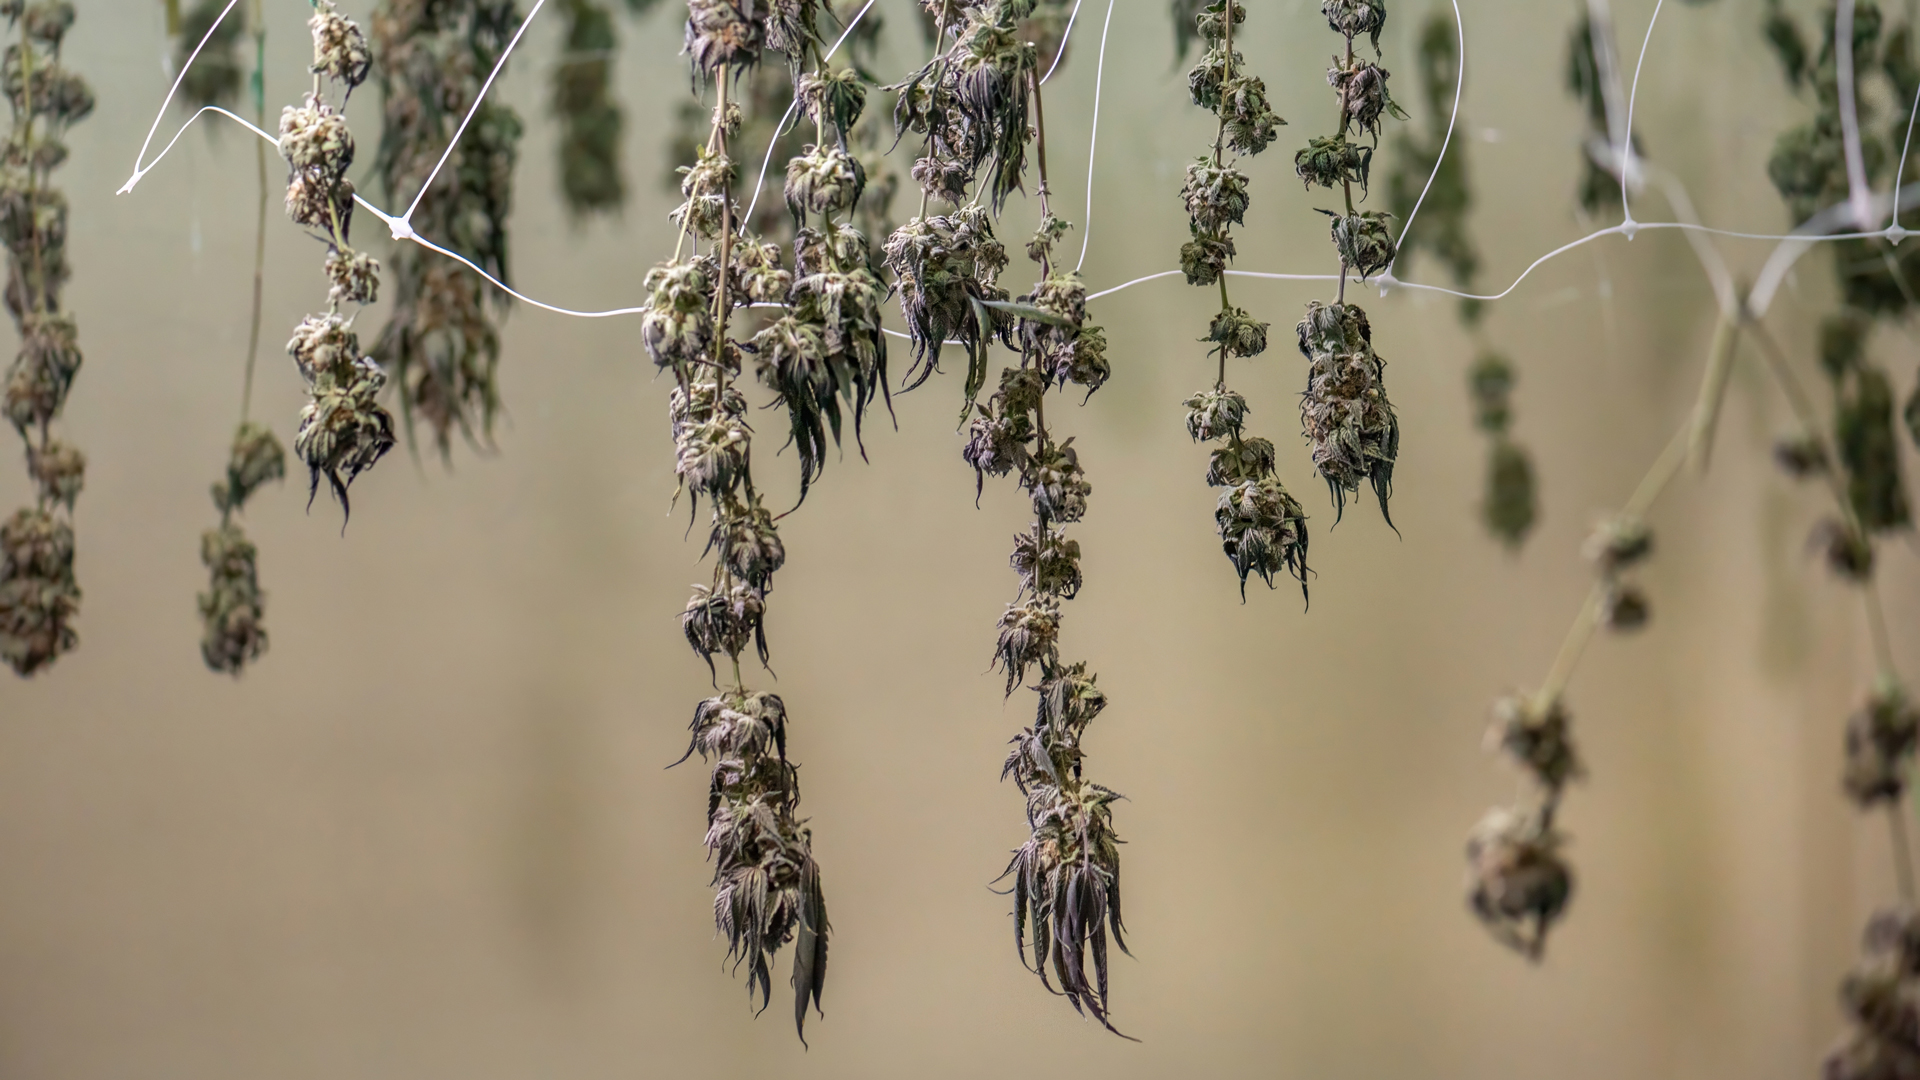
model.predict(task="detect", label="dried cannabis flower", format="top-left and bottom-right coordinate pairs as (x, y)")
top-left (1326, 209), bottom-right (1396, 281)
top-left (1487, 693), bottom-right (1584, 795)
top-left (1215, 477), bottom-right (1309, 600)
top-left (1824, 904), bottom-right (1920, 1080)
top-left (1844, 685), bottom-right (1920, 807)
top-left (309, 0), bottom-right (371, 91)
top-left (199, 523), bottom-right (267, 675)
top-left (1, 0), bottom-right (89, 676)
top-left (678, 690), bottom-right (829, 1039)
top-left (1296, 301), bottom-right (1399, 523)
top-left (551, 0), bottom-right (627, 217)
top-left (1466, 806), bottom-right (1572, 961)
top-left (173, 0), bottom-right (246, 111)
top-left (371, 0), bottom-right (524, 457)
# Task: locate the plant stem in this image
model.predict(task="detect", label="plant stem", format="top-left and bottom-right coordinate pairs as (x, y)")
top-left (1535, 315), bottom-right (1740, 709)
top-left (242, 1), bottom-right (268, 425)
top-left (1746, 321), bottom-right (1901, 684)
top-left (1892, 798), bottom-right (1917, 902)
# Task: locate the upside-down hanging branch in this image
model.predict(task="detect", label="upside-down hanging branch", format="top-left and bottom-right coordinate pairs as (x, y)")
top-left (0, 0), bottom-right (92, 677)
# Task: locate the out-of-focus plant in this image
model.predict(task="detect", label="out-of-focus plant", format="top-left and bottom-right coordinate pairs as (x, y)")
top-left (1, 0), bottom-right (92, 676)
top-left (370, 0), bottom-right (523, 458)
top-left (1387, 8), bottom-right (1536, 549)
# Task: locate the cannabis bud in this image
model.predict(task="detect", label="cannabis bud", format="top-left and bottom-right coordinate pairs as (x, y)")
top-left (308, 0), bottom-right (371, 92)
top-left (1465, 806), bottom-right (1572, 960)
top-left (785, 143), bottom-right (866, 219)
top-left (1774, 434), bottom-right (1829, 477)
top-left (1487, 693), bottom-right (1583, 795)
top-left (1295, 134), bottom-right (1371, 191)
top-left (1207, 307), bottom-right (1268, 359)
top-left (4, 313), bottom-right (80, 432)
top-left (1326, 210), bottom-right (1396, 280)
top-left (884, 206), bottom-right (1012, 381)
top-left (1023, 441), bottom-right (1091, 524)
top-left (294, 354), bottom-right (395, 517)
top-left (324, 247), bottom-right (380, 307)
top-left (1843, 685), bottom-right (1920, 807)
top-left (684, 0), bottom-right (768, 73)
top-left (1483, 441), bottom-right (1537, 549)
top-left (1011, 527), bottom-right (1082, 598)
top-left (1600, 581), bottom-right (1649, 632)
top-left (797, 67), bottom-right (866, 134)
top-left (682, 580), bottom-right (768, 676)
top-left (1185, 387), bottom-right (1248, 441)
top-left (641, 259), bottom-right (715, 375)
top-left (994, 596), bottom-right (1061, 695)
top-left (1812, 518), bottom-right (1876, 582)
top-left (25, 439), bottom-right (80, 509)
top-left (1179, 229), bottom-right (1236, 286)
top-left (1836, 364), bottom-right (1912, 533)
top-left (1296, 301), bottom-right (1399, 522)
top-left (674, 148), bottom-right (738, 241)
top-left (0, 506), bottom-right (78, 675)
top-left (198, 523), bottom-right (267, 675)
top-left (1583, 514), bottom-right (1652, 573)
top-left (1215, 477), bottom-right (1310, 600)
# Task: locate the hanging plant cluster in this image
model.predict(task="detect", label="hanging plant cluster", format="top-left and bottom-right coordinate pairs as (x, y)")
top-left (1, 0), bottom-right (92, 677)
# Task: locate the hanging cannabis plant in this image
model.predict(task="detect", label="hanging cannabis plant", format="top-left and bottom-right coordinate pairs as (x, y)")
top-left (1757, 8), bottom-right (1920, 1073)
top-left (279, 0), bottom-right (393, 519)
top-left (176, 0), bottom-right (286, 675)
top-left (1386, 8), bottom-right (1535, 549)
top-left (1173, 0), bottom-right (1305, 600)
top-left (642, 0), bottom-right (872, 1041)
top-left (370, 0), bottom-right (523, 458)
top-left (0, 0), bottom-right (92, 677)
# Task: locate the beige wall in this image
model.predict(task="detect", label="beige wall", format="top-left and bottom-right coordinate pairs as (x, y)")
top-left (0, 0), bottom-right (1913, 1075)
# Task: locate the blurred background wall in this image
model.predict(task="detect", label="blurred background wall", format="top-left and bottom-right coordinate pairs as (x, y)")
top-left (0, 0), bottom-right (1914, 1076)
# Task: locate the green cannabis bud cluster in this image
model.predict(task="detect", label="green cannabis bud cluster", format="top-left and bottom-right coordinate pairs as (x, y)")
top-left (1764, 1), bottom-right (1920, 314)
top-left (1565, 9), bottom-right (1636, 216)
top-left (199, 422), bottom-right (285, 675)
top-left (1387, 10), bottom-right (1481, 323)
top-left (173, 0), bottom-right (247, 111)
top-left (551, 0), bottom-right (626, 217)
top-left (371, 0), bottom-right (524, 457)
top-left (1823, 905), bottom-right (1920, 1079)
top-left (277, 10), bottom-right (394, 520)
top-left (0, 0), bottom-right (89, 677)
top-left (1468, 354), bottom-right (1537, 549)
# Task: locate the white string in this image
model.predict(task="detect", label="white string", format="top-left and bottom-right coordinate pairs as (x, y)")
top-left (1619, 0), bottom-right (1665, 228)
top-left (1836, 0), bottom-right (1877, 230)
top-left (1892, 58), bottom-right (1920, 237)
top-left (118, 0), bottom-right (244, 194)
top-left (1039, 0), bottom-right (1083, 85)
top-left (1386, 0), bottom-right (1463, 275)
top-left (1072, 0), bottom-right (1115, 273)
top-left (398, 0), bottom-right (550, 229)
top-left (120, 4), bottom-right (1920, 354)
top-left (739, 0), bottom-right (879, 227)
